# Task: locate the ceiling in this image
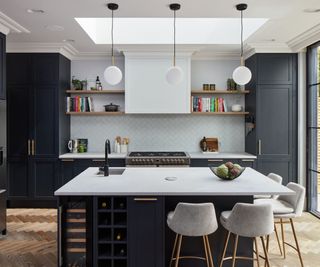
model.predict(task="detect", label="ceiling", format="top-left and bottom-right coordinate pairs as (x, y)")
top-left (1, 0), bottom-right (320, 59)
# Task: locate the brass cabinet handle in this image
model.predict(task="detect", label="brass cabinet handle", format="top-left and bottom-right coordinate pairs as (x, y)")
top-left (134, 198), bottom-right (158, 202)
top-left (28, 140), bottom-right (30, 155)
top-left (258, 139), bottom-right (262, 155)
top-left (92, 159), bottom-right (105, 162)
top-left (241, 159), bottom-right (255, 162)
top-left (208, 159), bottom-right (223, 162)
top-left (31, 140), bottom-right (35, 156)
top-left (61, 159), bottom-right (75, 162)
top-left (58, 206), bottom-right (63, 266)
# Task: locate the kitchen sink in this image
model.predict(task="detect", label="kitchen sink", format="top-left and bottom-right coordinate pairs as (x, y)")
top-left (96, 167), bottom-right (126, 176)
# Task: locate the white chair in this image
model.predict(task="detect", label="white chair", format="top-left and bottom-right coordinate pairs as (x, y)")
top-left (167, 202), bottom-right (218, 267)
top-left (254, 173), bottom-right (283, 199)
top-left (255, 182), bottom-right (305, 267)
top-left (219, 203), bottom-right (274, 267)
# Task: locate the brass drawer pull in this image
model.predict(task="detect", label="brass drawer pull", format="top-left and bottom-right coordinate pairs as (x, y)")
top-left (31, 140), bottom-right (35, 156)
top-left (61, 159), bottom-right (75, 162)
top-left (92, 159), bottom-right (105, 162)
top-left (258, 139), bottom-right (262, 155)
top-left (241, 159), bottom-right (255, 162)
top-left (208, 159), bottom-right (223, 162)
top-left (134, 198), bottom-right (158, 202)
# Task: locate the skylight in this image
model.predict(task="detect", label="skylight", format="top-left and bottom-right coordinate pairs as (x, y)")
top-left (75, 17), bottom-right (268, 45)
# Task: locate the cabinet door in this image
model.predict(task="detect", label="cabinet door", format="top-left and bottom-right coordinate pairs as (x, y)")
top-left (32, 85), bottom-right (57, 157)
top-left (7, 158), bottom-right (29, 198)
top-left (258, 159), bottom-right (291, 185)
top-left (60, 160), bottom-right (75, 185)
top-left (7, 85), bottom-right (31, 157)
top-left (31, 158), bottom-right (58, 199)
top-left (0, 33), bottom-right (5, 100)
top-left (238, 159), bottom-right (256, 168)
top-left (33, 54), bottom-right (59, 85)
top-left (128, 197), bottom-right (164, 267)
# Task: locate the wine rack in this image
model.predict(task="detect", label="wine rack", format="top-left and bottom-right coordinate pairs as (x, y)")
top-left (95, 197), bottom-right (128, 267)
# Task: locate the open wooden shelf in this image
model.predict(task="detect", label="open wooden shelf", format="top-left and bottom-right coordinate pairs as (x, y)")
top-left (67, 90), bottom-right (125, 94)
top-left (191, 112), bottom-right (249, 115)
top-left (66, 112), bottom-right (125, 116)
top-left (191, 90), bottom-right (250, 94)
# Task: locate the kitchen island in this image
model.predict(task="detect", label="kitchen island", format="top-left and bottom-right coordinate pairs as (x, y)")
top-left (55, 167), bottom-right (292, 267)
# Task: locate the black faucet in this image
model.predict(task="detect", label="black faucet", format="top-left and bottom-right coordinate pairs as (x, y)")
top-left (104, 139), bottom-right (111, 176)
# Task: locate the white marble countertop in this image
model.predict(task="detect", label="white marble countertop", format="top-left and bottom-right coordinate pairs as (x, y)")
top-left (59, 152), bottom-right (256, 159)
top-left (59, 153), bottom-right (127, 159)
top-left (55, 167), bottom-right (292, 196)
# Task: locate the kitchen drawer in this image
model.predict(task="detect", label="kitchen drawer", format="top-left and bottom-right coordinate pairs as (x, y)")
top-left (191, 158), bottom-right (256, 168)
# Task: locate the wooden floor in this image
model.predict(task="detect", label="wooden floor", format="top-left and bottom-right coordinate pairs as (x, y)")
top-left (0, 210), bottom-right (319, 267)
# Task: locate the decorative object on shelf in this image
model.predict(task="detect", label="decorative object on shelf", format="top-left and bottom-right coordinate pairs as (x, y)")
top-left (203, 84), bottom-right (209, 91)
top-left (200, 137), bottom-right (219, 153)
top-left (71, 76), bottom-right (82, 90)
top-left (121, 137), bottom-right (129, 154)
top-left (227, 78), bottom-right (240, 91)
top-left (68, 139), bottom-right (88, 153)
top-left (95, 76), bottom-right (102, 90)
top-left (166, 3), bottom-right (183, 85)
top-left (231, 104), bottom-right (243, 112)
top-left (210, 162), bottom-right (245, 180)
top-left (104, 103), bottom-right (119, 112)
top-left (114, 136), bottom-right (121, 153)
top-left (104, 3), bottom-right (123, 86)
top-left (66, 96), bottom-right (94, 112)
top-left (192, 96), bottom-right (227, 112)
top-left (245, 115), bottom-right (255, 135)
top-left (81, 80), bottom-right (88, 90)
top-left (210, 84), bottom-right (216, 91)
top-left (232, 3), bottom-right (252, 86)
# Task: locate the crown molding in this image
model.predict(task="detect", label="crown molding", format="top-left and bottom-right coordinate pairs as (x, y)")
top-left (6, 42), bottom-right (78, 60)
top-left (0, 22), bottom-right (10, 35)
top-left (287, 23), bottom-right (320, 52)
top-left (192, 51), bottom-right (239, 61)
top-left (0, 11), bottom-right (30, 33)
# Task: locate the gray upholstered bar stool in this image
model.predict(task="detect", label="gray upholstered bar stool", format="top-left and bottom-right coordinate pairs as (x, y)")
top-left (255, 182), bottom-right (305, 267)
top-left (254, 173), bottom-right (283, 199)
top-left (219, 203), bottom-right (274, 267)
top-left (167, 202), bottom-right (218, 267)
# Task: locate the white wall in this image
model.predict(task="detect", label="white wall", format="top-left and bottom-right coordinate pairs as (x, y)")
top-left (70, 58), bottom-right (246, 152)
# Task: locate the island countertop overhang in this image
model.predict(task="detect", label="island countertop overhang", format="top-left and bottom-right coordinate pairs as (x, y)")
top-left (54, 167), bottom-right (294, 196)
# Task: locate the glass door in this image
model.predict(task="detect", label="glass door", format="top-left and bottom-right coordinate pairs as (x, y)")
top-left (307, 42), bottom-right (320, 216)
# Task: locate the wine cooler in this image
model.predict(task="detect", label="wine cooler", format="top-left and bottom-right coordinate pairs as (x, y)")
top-left (59, 197), bottom-right (93, 267)
top-left (94, 197), bottom-right (128, 267)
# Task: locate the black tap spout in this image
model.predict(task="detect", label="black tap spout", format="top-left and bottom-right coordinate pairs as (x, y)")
top-left (104, 139), bottom-right (111, 176)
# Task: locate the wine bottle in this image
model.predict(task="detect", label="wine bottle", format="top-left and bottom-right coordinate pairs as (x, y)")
top-left (101, 202), bottom-right (107, 209)
top-left (116, 233), bottom-right (122, 241)
top-left (119, 248), bottom-right (126, 256)
top-left (119, 202), bottom-right (125, 209)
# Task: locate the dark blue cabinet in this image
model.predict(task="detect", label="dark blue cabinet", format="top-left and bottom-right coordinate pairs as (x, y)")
top-left (128, 197), bottom-right (164, 267)
top-left (0, 33), bottom-right (5, 100)
top-left (7, 53), bottom-right (70, 207)
top-left (245, 53), bottom-right (297, 184)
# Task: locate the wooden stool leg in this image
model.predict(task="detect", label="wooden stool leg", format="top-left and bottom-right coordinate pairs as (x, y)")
top-left (170, 234), bottom-right (178, 267)
top-left (290, 219), bottom-right (304, 267)
top-left (260, 236), bottom-right (271, 267)
top-left (219, 231), bottom-right (231, 267)
top-left (274, 222), bottom-right (283, 255)
top-left (205, 235), bottom-right (215, 267)
top-left (231, 235), bottom-right (239, 267)
top-left (254, 237), bottom-right (261, 267)
top-left (203, 236), bottom-right (210, 267)
top-left (280, 219), bottom-right (286, 259)
top-left (174, 235), bottom-right (183, 267)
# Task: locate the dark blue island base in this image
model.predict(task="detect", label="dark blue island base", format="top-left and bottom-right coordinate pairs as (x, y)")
top-left (58, 195), bottom-right (254, 267)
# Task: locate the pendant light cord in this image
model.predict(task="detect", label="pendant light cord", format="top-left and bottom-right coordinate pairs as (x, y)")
top-left (111, 9), bottom-right (115, 65)
top-left (173, 9), bottom-right (176, 66)
top-left (240, 9), bottom-right (243, 58)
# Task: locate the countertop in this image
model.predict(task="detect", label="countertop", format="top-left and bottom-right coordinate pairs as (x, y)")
top-left (54, 167), bottom-right (292, 196)
top-left (59, 152), bottom-right (256, 159)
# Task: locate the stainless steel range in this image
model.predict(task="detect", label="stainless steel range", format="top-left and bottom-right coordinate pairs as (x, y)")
top-left (126, 152), bottom-right (190, 167)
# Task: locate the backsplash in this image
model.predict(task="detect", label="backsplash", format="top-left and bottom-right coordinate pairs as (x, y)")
top-left (71, 115), bottom-right (245, 152)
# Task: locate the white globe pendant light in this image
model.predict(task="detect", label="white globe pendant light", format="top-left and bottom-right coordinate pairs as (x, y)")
top-left (232, 3), bottom-right (252, 86)
top-left (166, 3), bottom-right (183, 85)
top-left (104, 3), bottom-right (122, 86)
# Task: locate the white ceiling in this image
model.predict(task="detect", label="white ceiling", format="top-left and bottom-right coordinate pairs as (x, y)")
top-left (1, 0), bottom-right (320, 59)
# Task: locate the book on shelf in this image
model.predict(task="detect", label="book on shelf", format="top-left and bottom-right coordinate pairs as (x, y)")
top-left (192, 96), bottom-right (227, 112)
top-left (66, 96), bottom-right (94, 112)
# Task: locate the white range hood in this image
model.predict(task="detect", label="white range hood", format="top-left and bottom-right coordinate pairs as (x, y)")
top-left (124, 52), bottom-right (191, 114)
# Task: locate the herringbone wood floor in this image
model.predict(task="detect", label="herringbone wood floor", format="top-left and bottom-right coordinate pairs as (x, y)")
top-left (0, 209), bottom-right (319, 267)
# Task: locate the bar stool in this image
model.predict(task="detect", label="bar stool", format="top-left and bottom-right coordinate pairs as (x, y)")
top-left (219, 203), bottom-right (274, 267)
top-left (254, 173), bottom-right (283, 199)
top-left (255, 182), bottom-right (305, 267)
top-left (167, 202), bottom-right (218, 267)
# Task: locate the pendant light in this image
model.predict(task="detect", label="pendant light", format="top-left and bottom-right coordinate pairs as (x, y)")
top-left (166, 3), bottom-right (183, 85)
top-left (104, 3), bottom-right (122, 86)
top-left (232, 3), bottom-right (252, 86)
